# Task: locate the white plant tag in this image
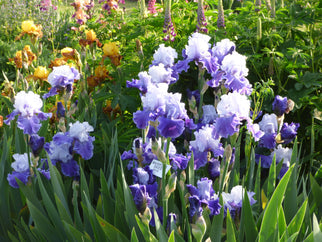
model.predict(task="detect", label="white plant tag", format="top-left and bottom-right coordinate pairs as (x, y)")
top-left (149, 159), bottom-right (171, 178)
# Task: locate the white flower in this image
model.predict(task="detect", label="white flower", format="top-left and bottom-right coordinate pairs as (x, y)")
top-left (14, 91), bottom-right (43, 117)
top-left (48, 65), bottom-right (80, 87)
top-left (217, 92), bottom-right (250, 119)
top-left (141, 83), bottom-right (168, 111)
top-left (259, 113), bottom-right (278, 134)
top-left (152, 44), bottom-right (178, 67)
top-left (69, 121), bottom-right (94, 142)
top-left (48, 141), bottom-right (73, 163)
top-left (185, 33), bottom-right (211, 60)
top-left (11, 153), bottom-right (30, 172)
top-left (202, 105), bottom-right (217, 124)
top-left (271, 145), bottom-right (292, 165)
top-left (190, 125), bottom-right (220, 153)
top-left (212, 39), bottom-right (236, 61)
top-left (221, 51), bottom-right (249, 77)
top-left (148, 63), bottom-right (173, 84)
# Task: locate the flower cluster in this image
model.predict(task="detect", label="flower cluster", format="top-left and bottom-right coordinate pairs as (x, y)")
top-left (255, 95), bottom-right (298, 178)
top-left (45, 121), bottom-right (95, 178)
top-left (125, 33), bottom-right (260, 232)
top-left (71, 0), bottom-right (94, 24)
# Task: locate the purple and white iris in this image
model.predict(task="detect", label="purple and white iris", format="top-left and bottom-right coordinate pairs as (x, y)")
top-left (187, 177), bottom-right (221, 219)
top-left (45, 121), bottom-right (95, 178)
top-left (222, 185), bottom-right (256, 218)
top-left (4, 91), bottom-right (52, 135)
top-left (7, 153), bottom-right (50, 188)
top-left (43, 65), bottom-right (80, 99)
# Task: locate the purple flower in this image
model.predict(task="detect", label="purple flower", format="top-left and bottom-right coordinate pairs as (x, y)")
top-left (43, 65), bottom-right (80, 99)
top-left (208, 158), bottom-right (220, 179)
top-left (201, 105), bottom-right (218, 124)
top-left (45, 132), bottom-right (73, 163)
top-left (170, 153), bottom-right (190, 170)
top-left (126, 71), bottom-right (151, 94)
top-left (4, 91), bottom-right (52, 135)
top-left (272, 95), bottom-right (288, 117)
top-left (38, 168), bottom-right (51, 180)
top-left (213, 115), bottom-right (241, 139)
top-left (217, 92), bottom-right (250, 120)
top-left (187, 177), bottom-right (221, 217)
top-left (185, 33), bottom-right (211, 64)
top-left (255, 154), bottom-right (273, 168)
top-left (133, 166), bottom-right (155, 185)
top-left (189, 195), bottom-right (203, 219)
top-left (221, 52), bottom-right (252, 95)
top-left (211, 39), bottom-right (236, 65)
top-left (61, 159), bottom-right (80, 178)
top-left (29, 134), bottom-right (45, 157)
top-left (259, 133), bottom-right (276, 149)
top-left (259, 113), bottom-right (278, 134)
top-left (7, 153), bottom-right (31, 188)
top-left (129, 184), bottom-right (152, 213)
top-left (270, 145), bottom-right (292, 178)
top-left (57, 102), bottom-right (65, 118)
top-left (158, 117), bottom-right (185, 138)
top-left (68, 121), bottom-right (95, 160)
top-left (246, 120), bottom-right (264, 142)
top-left (280, 122), bottom-right (299, 144)
top-left (7, 171), bottom-right (30, 188)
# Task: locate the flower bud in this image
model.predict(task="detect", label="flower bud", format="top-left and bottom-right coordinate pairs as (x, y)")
top-left (191, 216), bottom-right (206, 242)
top-left (165, 172), bottom-right (177, 199)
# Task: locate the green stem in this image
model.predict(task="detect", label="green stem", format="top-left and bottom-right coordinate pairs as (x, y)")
top-left (162, 163), bottom-right (168, 229)
top-left (197, 64), bottom-right (205, 120)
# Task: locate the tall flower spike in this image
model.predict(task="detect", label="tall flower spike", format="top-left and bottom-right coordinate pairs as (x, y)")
top-left (163, 0), bottom-right (176, 42)
top-left (217, 0), bottom-right (225, 29)
top-left (197, 0), bottom-right (208, 33)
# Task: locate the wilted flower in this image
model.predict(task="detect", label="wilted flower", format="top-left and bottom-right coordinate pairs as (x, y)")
top-left (9, 45), bottom-right (37, 69)
top-left (87, 65), bottom-right (112, 88)
top-left (4, 91), bottom-right (52, 135)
